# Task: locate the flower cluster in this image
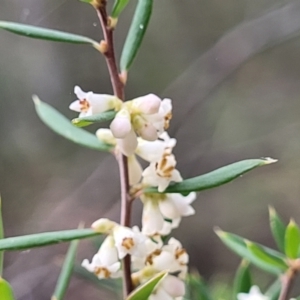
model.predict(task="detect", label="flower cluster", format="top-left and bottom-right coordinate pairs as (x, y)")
top-left (70, 87), bottom-right (197, 299)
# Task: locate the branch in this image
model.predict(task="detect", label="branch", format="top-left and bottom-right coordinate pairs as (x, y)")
top-left (96, 1), bottom-right (133, 297)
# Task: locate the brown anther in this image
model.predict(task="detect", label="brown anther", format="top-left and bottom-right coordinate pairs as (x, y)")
top-left (146, 249), bottom-right (162, 265)
top-left (122, 237), bottom-right (135, 250)
top-left (175, 248), bottom-right (187, 260)
top-left (79, 99), bottom-right (90, 112)
top-left (164, 112), bottom-right (172, 130)
top-left (94, 267), bottom-right (111, 278)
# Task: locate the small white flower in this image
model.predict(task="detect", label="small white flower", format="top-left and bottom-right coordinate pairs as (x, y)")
top-left (146, 98), bottom-right (172, 134)
top-left (108, 94), bottom-right (173, 156)
top-left (69, 86), bottom-right (121, 117)
top-left (158, 192), bottom-right (196, 220)
top-left (81, 235), bottom-right (121, 279)
top-left (128, 155), bottom-right (143, 185)
top-left (136, 133), bottom-right (176, 163)
top-left (113, 225), bottom-right (148, 259)
top-left (149, 275), bottom-right (185, 300)
top-left (91, 218), bottom-right (117, 233)
top-left (142, 149), bottom-right (182, 192)
top-left (141, 193), bottom-right (196, 236)
top-left (237, 286), bottom-right (269, 300)
top-left (141, 197), bottom-right (165, 236)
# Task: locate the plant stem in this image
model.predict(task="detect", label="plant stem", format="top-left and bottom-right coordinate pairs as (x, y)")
top-left (279, 269), bottom-right (297, 300)
top-left (96, 2), bottom-right (133, 297)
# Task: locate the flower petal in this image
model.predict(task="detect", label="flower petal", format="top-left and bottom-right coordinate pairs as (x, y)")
top-left (110, 108), bottom-right (132, 138)
top-left (116, 129), bottom-right (138, 156)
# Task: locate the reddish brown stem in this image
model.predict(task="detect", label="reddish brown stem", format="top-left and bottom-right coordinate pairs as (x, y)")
top-left (279, 269), bottom-right (297, 300)
top-left (96, 2), bottom-right (133, 297)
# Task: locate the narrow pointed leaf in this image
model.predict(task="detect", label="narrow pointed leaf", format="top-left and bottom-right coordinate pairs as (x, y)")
top-left (269, 206), bottom-right (286, 252)
top-left (112, 0), bottom-right (130, 18)
top-left (72, 110), bottom-right (117, 127)
top-left (0, 196), bottom-right (4, 276)
top-left (52, 240), bottom-right (79, 300)
top-left (265, 278), bottom-right (281, 300)
top-left (120, 0), bottom-right (153, 71)
top-left (233, 260), bottom-right (252, 297)
top-left (285, 219), bottom-right (300, 259)
top-left (246, 241), bottom-right (288, 271)
top-left (0, 21), bottom-right (98, 45)
top-left (145, 158), bottom-right (277, 194)
top-left (126, 271), bottom-right (167, 300)
top-left (0, 278), bottom-right (15, 300)
top-left (33, 96), bottom-right (112, 151)
top-left (215, 229), bottom-right (287, 275)
top-left (0, 229), bottom-right (100, 251)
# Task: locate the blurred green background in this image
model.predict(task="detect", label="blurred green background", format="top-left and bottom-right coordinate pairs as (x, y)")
top-left (1, 0), bottom-right (300, 299)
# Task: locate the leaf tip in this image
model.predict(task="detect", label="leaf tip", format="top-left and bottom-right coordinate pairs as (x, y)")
top-left (32, 95), bottom-right (41, 106)
top-left (268, 205), bottom-right (276, 217)
top-left (214, 226), bottom-right (225, 236)
top-left (71, 118), bottom-right (79, 125)
top-left (261, 157), bottom-right (278, 165)
top-left (288, 218), bottom-right (297, 226)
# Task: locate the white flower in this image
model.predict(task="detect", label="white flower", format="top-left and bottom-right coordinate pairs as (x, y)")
top-left (109, 94), bottom-right (172, 156)
top-left (136, 132), bottom-right (176, 163)
top-left (81, 235), bottom-right (121, 279)
top-left (113, 225), bottom-right (148, 259)
top-left (158, 192), bottom-right (196, 220)
top-left (146, 98), bottom-right (172, 134)
top-left (91, 218), bottom-right (117, 233)
top-left (237, 286), bottom-right (269, 300)
top-left (149, 275), bottom-right (185, 300)
top-left (96, 130), bottom-right (177, 186)
top-left (69, 86), bottom-right (121, 117)
top-left (142, 197), bottom-right (166, 236)
top-left (142, 148), bottom-right (182, 192)
top-left (131, 226), bottom-right (163, 270)
top-left (141, 193), bottom-right (196, 236)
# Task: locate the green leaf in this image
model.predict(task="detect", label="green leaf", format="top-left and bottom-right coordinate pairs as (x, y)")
top-left (233, 260), bottom-right (252, 297)
top-left (285, 219), bottom-right (300, 259)
top-left (246, 241), bottom-right (288, 271)
top-left (120, 0), bottom-right (153, 72)
top-left (33, 96), bottom-right (112, 152)
top-left (0, 21), bottom-right (98, 45)
top-left (269, 206), bottom-right (286, 252)
top-left (0, 196), bottom-right (4, 277)
top-left (72, 110), bottom-right (117, 127)
top-left (126, 271), bottom-right (167, 300)
top-left (112, 0), bottom-right (130, 18)
top-left (215, 229), bottom-right (287, 275)
top-left (184, 273), bottom-right (213, 300)
top-left (265, 278), bottom-right (281, 300)
top-left (0, 278), bottom-right (15, 300)
top-left (144, 158), bottom-right (277, 194)
top-left (0, 228), bottom-right (100, 251)
top-left (52, 239), bottom-right (79, 300)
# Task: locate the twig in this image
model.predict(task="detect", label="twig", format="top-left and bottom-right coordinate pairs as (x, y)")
top-left (278, 269), bottom-right (297, 300)
top-left (96, 1), bottom-right (133, 297)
